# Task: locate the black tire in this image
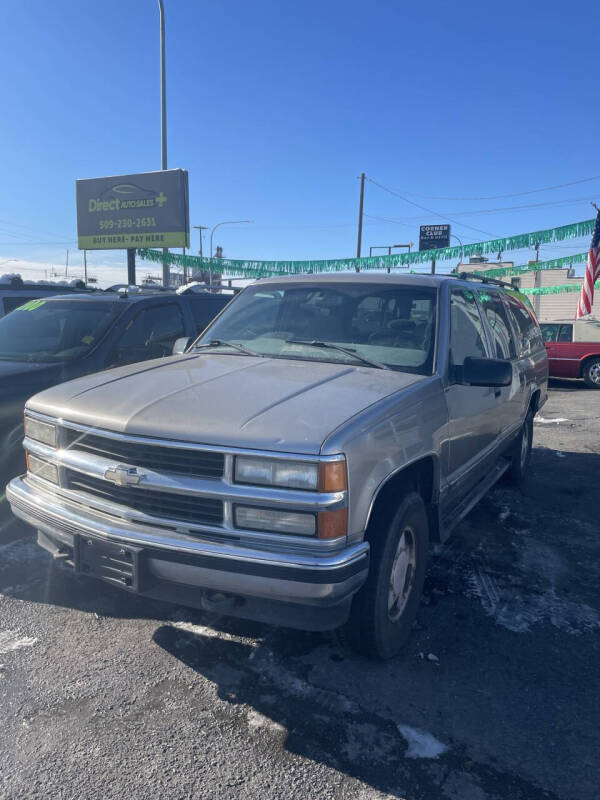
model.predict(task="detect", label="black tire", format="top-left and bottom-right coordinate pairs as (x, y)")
top-left (505, 409), bottom-right (534, 486)
top-left (344, 491), bottom-right (429, 660)
top-left (582, 357), bottom-right (600, 389)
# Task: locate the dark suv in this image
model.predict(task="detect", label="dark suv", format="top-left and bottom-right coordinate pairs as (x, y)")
top-left (0, 288), bottom-right (231, 477)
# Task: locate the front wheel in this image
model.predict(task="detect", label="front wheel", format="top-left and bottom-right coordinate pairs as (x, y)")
top-left (582, 357), bottom-right (600, 389)
top-left (344, 492), bottom-right (429, 660)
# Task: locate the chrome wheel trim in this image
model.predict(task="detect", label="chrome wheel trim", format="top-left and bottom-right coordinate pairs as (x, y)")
top-left (520, 420), bottom-right (530, 469)
top-left (588, 361), bottom-right (600, 384)
top-left (388, 526), bottom-right (417, 622)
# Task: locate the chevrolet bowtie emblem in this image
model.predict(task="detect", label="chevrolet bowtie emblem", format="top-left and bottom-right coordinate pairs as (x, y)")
top-left (104, 465), bottom-right (143, 487)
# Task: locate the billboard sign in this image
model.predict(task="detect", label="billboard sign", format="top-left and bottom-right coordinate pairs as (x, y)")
top-left (76, 169), bottom-right (189, 250)
top-left (419, 224), bottom-right (451, 251)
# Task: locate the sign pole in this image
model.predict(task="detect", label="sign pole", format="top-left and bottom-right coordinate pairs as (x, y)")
top-left (356, 172), bottom-right (365, 269)
top-left (431, 258), bottom-right (436, 275)
top-left (127, 248), bottom-right (136, 286)
top-left (158, 0), bottom-right (169, 288)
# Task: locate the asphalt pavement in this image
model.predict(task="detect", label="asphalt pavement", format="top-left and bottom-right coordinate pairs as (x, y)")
top-left (0, 378), bottom-right (598, 800)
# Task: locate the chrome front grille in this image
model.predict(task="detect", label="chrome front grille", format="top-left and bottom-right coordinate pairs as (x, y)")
top-left (62, 428), bottom-right (225, 479)
top-left (65, 469), bottom-right (224, 527)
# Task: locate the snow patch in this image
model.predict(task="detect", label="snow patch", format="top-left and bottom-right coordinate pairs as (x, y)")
top-left (535, 416), bottom-right (569, 424)
top-left (0, 629), bottom-right (37, 654)
top-left (396, 724), bottom-right (447, 759)
top-left (170, 619), bottom-right (258, 647)
top-left (246, 709), bottom-right (286, 735)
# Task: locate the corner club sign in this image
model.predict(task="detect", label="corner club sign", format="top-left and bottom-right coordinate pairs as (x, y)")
top-left (76, 169), bottom-right (189, 250)
top-left (419, 224), bottom-right (451, 252)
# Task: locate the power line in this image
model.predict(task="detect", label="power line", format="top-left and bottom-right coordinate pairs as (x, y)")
top-left (365, 176), bottom-right (500, 238)
top-left (366, 196), bottom-right (595, 222)
top-left (381, 174), bottom-right (600, 201)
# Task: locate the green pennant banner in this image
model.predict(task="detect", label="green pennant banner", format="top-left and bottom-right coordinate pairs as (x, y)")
top-left (480, 252), bottom-right (588, 279)
top-left (137, 217), bottom-right (595, 276)
top-left (522, 280), bottom-right (598, 296)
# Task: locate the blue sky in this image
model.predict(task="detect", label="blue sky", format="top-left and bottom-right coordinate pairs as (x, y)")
top-left (1, 0), bottom-right (598, 282)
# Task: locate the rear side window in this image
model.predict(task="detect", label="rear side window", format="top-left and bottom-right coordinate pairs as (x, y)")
top-left (449, 289), bottom-right (488, 365)
top-left (114, 303), bottom-right (185, 365)
top-left (477, 290), bottom-right (517, 359)
top-left (558, 324), bottom-right (573, 342)
top-left (505, 294), bottom-right (544, 356)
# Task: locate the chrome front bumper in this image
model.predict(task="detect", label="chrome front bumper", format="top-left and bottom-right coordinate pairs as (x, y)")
top-left (7, 476), bottom-right (370, 630)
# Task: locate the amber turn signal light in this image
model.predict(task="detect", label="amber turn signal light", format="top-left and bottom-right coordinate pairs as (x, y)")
top-left (317, 507), bottom-right (348, 540)
top-left (318, 460), bottom-right (347, 493)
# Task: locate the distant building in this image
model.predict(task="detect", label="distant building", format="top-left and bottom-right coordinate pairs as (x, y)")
top-left (457, 255), bottom-right (580, 321)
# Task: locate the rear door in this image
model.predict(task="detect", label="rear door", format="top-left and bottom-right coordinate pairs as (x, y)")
top-left (444, 287), bottom-right (500, 505)
top-left (505, 292), bottom-right (547, 412)
top-left (476, 289), bottom-right (522, 440)
top-left (110, 302), bottom-right (186, 366)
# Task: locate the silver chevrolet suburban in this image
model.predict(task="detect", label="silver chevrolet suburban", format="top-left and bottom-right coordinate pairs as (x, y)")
top-left (7, 274), bottom-right (548, 658)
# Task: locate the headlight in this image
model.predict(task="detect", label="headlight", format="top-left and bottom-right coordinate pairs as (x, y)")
top-left (234, 506), bottom-right (316, 536)
top-left (24, 416), bottom-right (57, 447)
top-left (234, 456), bottom-right (347, 492)
top-left (26, 454), bottom-right (59, 484)
top-left (235, 456), bottom-right (319, 491)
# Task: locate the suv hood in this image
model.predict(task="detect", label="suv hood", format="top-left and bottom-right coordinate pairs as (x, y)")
top-left (27, 353), bottom-right (424, 454)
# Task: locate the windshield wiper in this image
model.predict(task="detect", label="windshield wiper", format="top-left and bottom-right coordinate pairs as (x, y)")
top-left (194, 339), bottom-right (262, 357)
top-left (285, 339), bottom-right (390, 370)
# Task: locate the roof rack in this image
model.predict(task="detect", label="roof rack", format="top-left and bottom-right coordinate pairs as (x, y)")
top-left (454, 271), bottom-right (517, 290)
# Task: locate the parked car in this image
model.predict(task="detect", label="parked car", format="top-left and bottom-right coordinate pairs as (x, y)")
top-left (0, 287), bottom-right (231, 477)
top-left (0, 275), bottom-right (89, 318)
top-left (7, 274), bottom-right (548, 658)
top-left (539, 319), bottom-right (600, 388)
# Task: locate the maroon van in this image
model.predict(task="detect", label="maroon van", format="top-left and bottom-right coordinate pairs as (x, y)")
top-left (540, 319), bottom-right (600, 388)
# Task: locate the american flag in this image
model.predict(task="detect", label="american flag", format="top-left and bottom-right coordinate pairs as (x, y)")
top-left (576, 210), bottom-right (600, 319)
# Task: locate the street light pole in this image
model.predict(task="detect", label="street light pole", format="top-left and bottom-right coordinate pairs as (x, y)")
top-left (209, 220), bottom-right (253, 260)
top-left (208, 220), bottom-right (252, 291)
top-left (158, 0), bottom-right (169, 287)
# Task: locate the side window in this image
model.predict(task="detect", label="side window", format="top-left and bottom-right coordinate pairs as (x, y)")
top-left (114, 304), bottom-right (185, 365)
top-left (477, 291), bottom-right (517, 360)
top-left (449, 289), bottom-right (488, 366)
top-left (541, 324), bottom-right (559, 343)
top-left (558, 324), bottom-right (573, 342)
top-left (505, 294), bottom-right (544, 356)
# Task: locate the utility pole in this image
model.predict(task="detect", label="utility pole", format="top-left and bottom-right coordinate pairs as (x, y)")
top-left (158, 0), bottom-right (169, 288)
top-left (356, 172), bottom-right (365, 268)
top-left (430, 258), bottom-right (436, 275)
top-left (65, 249), bottom-right (69, 276)
top-left (193, 225), bottom-right (208, 258)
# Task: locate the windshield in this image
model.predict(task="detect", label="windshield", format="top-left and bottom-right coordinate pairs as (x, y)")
top-left (195, 282), bottom-right (437, 374)
top-left (0, 299), bottom-right (122, 362)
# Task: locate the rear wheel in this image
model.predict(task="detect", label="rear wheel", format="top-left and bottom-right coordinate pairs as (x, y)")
top-left (344, 491), bottom-right (429, 660)
top-left (505, 408), bottom-right (533, 485)
top-left (582, 357), bottom-right (600, 389)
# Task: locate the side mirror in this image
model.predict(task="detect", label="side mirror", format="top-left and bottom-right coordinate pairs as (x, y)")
top-left (462, 356), bottom-right (512, 387)
top-left (172, 337), bottom-right (191, 355)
